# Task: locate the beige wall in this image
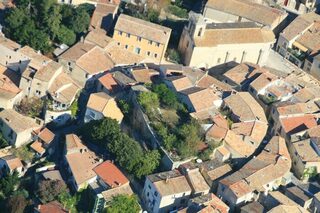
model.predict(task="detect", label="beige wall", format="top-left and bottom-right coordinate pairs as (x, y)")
top-left (0, 122), bottom-right (34, 147)
top-left (0, 45), bottom-right (29, 73)
top-left (113, 29), bottom-right (170, 64)
top-left (179, 29), bottom-right (274, 68)
top-left (143, 178), bottom-right (191, 213)
top-left (0, 92), bottom-right (23, 110)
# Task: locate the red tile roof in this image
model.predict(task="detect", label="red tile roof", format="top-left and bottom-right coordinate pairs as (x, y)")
top-left (280, 115), bottom-right (318, 135)
top-left (98, 73), bottom-right (120, 92)
top-left (38, 201), bottom-right (68, 213)
top-left (93, 161), bottom-right (129, 188)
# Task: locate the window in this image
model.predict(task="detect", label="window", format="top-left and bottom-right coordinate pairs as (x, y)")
top-left (186, 41), bottom-right (189, 48)
top-left (125, 45), bottom-right (128, 49)
top-left (156, 42), bottom-right (160, 47)
top-left (154, 53), bottom-right (158, 58)
top-left (126, 33), bottom-right (130, 38)
top-left (135, 47), bottom-right (141, 54)
top-left (137, 37), bottom-right (142, 42)
top-left (198, 28), bottom-right (202, 36)
top-left (147, 51), bottom-right (151, 56)
top-left (117, 42), bottom-right (120, 46)
top-left (148, 40), bottom-right (153, 45)
top-left (68, 62), bottom-right (71, 66)
top-left (148, 185), bottom-right (151, 189)
top-left (118, 31), bottom-right (122, 36)
top-left (154, 191), bottom-right (158, 197)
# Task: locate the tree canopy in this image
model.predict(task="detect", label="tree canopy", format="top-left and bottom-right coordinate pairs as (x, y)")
top-left (36, 180), bottom-right (68, 203)
top-left (4, 1), bottom-right (91, 53)
top-left (106, 195), bottom-right (140, 213)
top-left (80, 118), bottom-right (161, 178)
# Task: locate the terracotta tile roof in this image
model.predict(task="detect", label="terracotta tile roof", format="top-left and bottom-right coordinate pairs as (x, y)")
top-left (0, 109), bottom-right (41, 133)
top-left (194, 28), bottom-right (275, 47)
top-left (206, 124), bottom-right (228, 141)
top-left (3, 155), bottom-right (23, 171)
top-left (268, 205), bottom-right (308, 213)
top-left (0, 35), bottom-right (21, 50)
top-left (104, 43), bottom-right (145, 65)
top-left (186, 170), bottom-right (210, 194)
top-left (65, 134), bottom-right (86, 151)
top-left (30, 140), bottom-right (45, 155)
top-left (212, 114), bottom-right (229, 129)
top-left (37, 201), bottom-right (68, 213)
top-left (76, 46), bottom-right (114, 75)
top-left (220, 136), bottom-right (291, 197)
top-left (0, 73), bottom-right (21, 99)
top-left (250, 72), bottom-right (278, 92)
top-left (87, 92), bottom-right (124, 122)
top-left (223, 63), bottom-right (259, 86)
top-left (101, 183), bottom-right (133, 202)
top-left (296, 21), bottom-right (320, 52)
top-left (65, 150), bottom-right (101, 186)
top-left (148, 170), bottom-right (192, 196)
top-left (166, 75), bottom-right (193, 91)
top-left (37, 128), bottom-right (55, 144)
top-left (115, 14), bottom-right (171, 44)
top-left (231, 121), bottom-right (268, 144)
top-left (85, 29), bottom-right (114, 49)
top-left (34, 61), bottom-right (62, 82)
top-left (93, 160), bottom-right (129, 188)
top-left (179, 87), bottom-right (219, 112)
top-left (224, 92), bottom-right (267, 123)
top-left (205, 0), bottom-right (286, 27)
top-left (293, 139), bottom-right (320, 162)
top-left (18, 46), bottom-right (51, 70)
top-left (282, 12), bottom-right (320, 41)
top-left (196, 75), bottom-right (233, 92)
top-left (98, 73), bottom-right (120, 92)
top-left (48, 72), bottom-right (80, 104)
top-left (90, 3), bottom-right (118, 32)
top-left (131, 68), bottom-right (158, 83)
top-left (223, 130), bottom-right (255, 157)
top-left (59, 42), bottom-right (95, 61)
top-left (280, 114), bottom-right (318, 135)
top-left (205, 163), bottom-right (232, 181)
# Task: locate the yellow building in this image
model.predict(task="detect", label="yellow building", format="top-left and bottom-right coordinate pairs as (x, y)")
top-left (113, 14), bottom-right (172, 64)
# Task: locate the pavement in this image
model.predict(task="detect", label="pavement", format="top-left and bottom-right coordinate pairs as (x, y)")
top-left (264, 49), bottom-right (298, 74)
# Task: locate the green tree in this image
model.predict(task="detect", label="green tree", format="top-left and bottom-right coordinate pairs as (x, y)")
top-left (36, 180), bottom-right (67, 203)
top-left (176, 119), bottom-right (202, 158)
top-left (137, 92), bottom-right (160, 113)
top-left (58, 190), bottom-right (78, 211)
top-left (0, 132), bottom-right (9, 149)
top-left (108, 134), bottom-right (143, 173)
top-left (43, 5), bottom-right (62, 40)
top-left (56, 25), bottom-right (76, 45)
top-left (152, 84), bottom-right (178, 108)
top-left (0, 171), bottom-right (19, 198)
top-left (147, 9), bottom-right (160, 23)
top-left (6, 194), bottom-right (28, 213)
top-left (77, 3), bottom-right (95, 16)
top-left (91, 118), bottom-right (122, 145)
top-left (69, 8), bottom-right (90, 33)
top-left (60, 4), bottom-right (75, 25)
top-left (70, 98), bottom-right (79, 118)
top-left (134, 150), bottom-right (161, 178)
top-left (106, 195), bottom-right (140, 213)
top-left (28, 29), bottom-right (51, 53)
